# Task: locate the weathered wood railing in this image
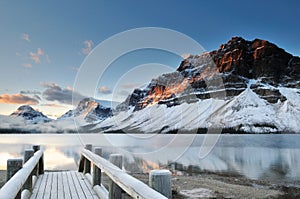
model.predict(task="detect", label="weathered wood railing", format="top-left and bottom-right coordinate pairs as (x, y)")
top-left (79, 144), bottom-right (171, 199)
top-left (0, 145), bottom-right (44, 199)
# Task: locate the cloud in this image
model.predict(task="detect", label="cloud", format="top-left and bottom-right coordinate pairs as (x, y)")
top-left (20, 90), bottom-right (41, 95)
top-left (98, 86), bottom-right (112, 94)
top-left (82, 40), bottom-right (94, 55)
top-left (29, 48), bottom-right (44, 63)
top-left (41, 82), bottom-right (85, 105)
top-left (118, 90), bottom-right (130, 97)
top-left (40, 103), bottom-right (66, 108)
top-left (22, 63), bottom-right (32, 68)
top-left (34, 95), bottom-right (41, 101)
top-left (121, 83), bottom-right (141, 89)
top-left (0, 94), bottom-right (39, 105)
top-left (21, 33), bottom-right (30, 42)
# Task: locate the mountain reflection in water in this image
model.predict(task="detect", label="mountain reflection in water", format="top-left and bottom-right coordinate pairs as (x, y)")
top-left (0, 134), bottom-right (299, 183)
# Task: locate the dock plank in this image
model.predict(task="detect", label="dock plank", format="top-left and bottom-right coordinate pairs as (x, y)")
top-left (43, 172), bottom-right (53, 199)
top-left (76, 172), bottom-right (98, 199)
top-left (50, 172), bottom-right (58, 199)
top-left (30, 173), bottom-right (44, 199)
top-left (61, 171), bottom-right (71, 199)
top-left (30, 171), bottom-right (98, 199)
top-left (32, 172), bottom-right (48, 199)
top-left (66, 171), bottom-right (80, 199)
top-left (70, 171), bottom-right (87, 199)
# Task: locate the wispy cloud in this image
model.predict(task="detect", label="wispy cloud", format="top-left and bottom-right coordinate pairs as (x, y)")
top-left (22, 63), bottom-right (32, 68)
top-left (34, 95), bottom-right (41, 101)
top-left (40, 103), bottom-right (66, 108)
top-left (0, 94), bottom-right (39, 105)
top-left (20, 90), bottom-right (41, 95)
top-left (29, 48), bottom-right (44, 63)
top-left (21, 33), bottom-right (30, 42)
top-left (82, 40), bottom-right (94, 55)
top-left (121, 83), bottom-right (141, 89)
top-left (98, 86), bottom-right (112, 94)
top-left (41, 82), bottom-right (86, 105)
top-left (18, 34), bottom-right (50, 67)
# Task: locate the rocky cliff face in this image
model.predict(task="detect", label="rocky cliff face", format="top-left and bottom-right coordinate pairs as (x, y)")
top-left (102, 37), bottom-right (300, 133)
top-left (118, 37), bottom-right (300, 111)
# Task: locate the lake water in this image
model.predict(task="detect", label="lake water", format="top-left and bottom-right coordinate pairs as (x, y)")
top-left (0, 134), bottom-right (299, 184)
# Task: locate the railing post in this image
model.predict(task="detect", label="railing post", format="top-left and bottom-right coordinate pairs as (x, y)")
top-left (32, 145), bottom-right (43, 176)
top-left (109, 154), bottom-right (123, 199)
top-left (32, 145), bottom-right (40, 152)
top-left (39, 153), bottom-right (44, 175)
top-left (78, 156), bottom-right (85, 172)
top-left (84, 144), bottom-right (92, 174)
top-left (7, 158), bottom-right (23, 199)
top-left (149, 170), bottom-right (172, 199)
top-left (93, 147), bottom-right (102, 186)
top-left (23, 149), bottom-right (34, 192)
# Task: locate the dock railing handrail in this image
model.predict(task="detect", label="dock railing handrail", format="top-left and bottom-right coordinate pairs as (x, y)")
top-left (79, 147), bottom-right (170, 199)
top-left (0, 146), bottom-right (44, 199)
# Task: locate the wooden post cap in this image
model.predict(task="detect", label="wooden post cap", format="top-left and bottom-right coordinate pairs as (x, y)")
top-left (149, 170), bottom-right (172, 199)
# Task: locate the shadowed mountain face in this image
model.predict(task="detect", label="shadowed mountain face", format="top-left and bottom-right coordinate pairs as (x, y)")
top-left (117, 37), bottom-right (300, 111)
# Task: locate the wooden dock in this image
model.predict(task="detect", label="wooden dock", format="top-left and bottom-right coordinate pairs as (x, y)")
top-left (30, 171), bottom-right (98, 199)
top-left (0, 145), bottom-right (171, 199)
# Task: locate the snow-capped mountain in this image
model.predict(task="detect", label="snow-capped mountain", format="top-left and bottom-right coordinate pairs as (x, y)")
top-left (96, 37), bottom-right (300, 134)
top-left (10, 105), bottom-right (51, 124)
top-left (58, 98), bottom-right (113, 123)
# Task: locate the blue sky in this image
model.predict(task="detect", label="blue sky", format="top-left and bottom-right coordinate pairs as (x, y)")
top-left (0, 0), bottom-right (299, 117)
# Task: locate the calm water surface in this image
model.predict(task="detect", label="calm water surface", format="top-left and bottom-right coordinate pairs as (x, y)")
top-left (0, 134), bottom-right (299, 184)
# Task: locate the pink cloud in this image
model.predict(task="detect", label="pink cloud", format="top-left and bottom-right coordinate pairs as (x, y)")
top-left (40, 103), bottom-right (66, 108)
top-left (98, 86), bottom-right (112, 94)
top-left (0, 94), bottom-right (39, 105)
top-left (29, 48), bottom-right (44, 63)
top-left (121, 83), bottom-right (141, 89)
top-left (22, 63), bottom-right (32, 68)
top-left (21, 33), bottom-right (30, 42)
top-left (82, 40), bottom-right (94, 55)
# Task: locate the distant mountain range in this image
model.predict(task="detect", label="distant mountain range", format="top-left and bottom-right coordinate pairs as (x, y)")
top-left (1, 37), bottom-right (299, 134)
top-left (0, 98), bottom-right (114, 133)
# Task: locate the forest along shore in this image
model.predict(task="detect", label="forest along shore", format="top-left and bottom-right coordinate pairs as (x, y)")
top-left (1, 170), bottom-right (300, 198)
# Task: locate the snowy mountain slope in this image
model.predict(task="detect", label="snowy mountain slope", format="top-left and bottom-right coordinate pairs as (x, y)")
top-left (92, 37), bottom-right (300, 134)
top-left (10, 105), bottom-right (51, 124)
top-left (95, 86), bottom-right (300, 133)
top-left (0, 98), bottom-right (114, 133)
top-left (58, 98), bottom-right (113, 124)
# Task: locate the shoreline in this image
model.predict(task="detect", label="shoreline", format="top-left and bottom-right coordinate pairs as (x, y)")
top-left (131, 172), bottom-right (300, 199)
top-left (0, 127), bottom-right (300, 134)
top-left (1, 170), bottom-right (299, 198)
